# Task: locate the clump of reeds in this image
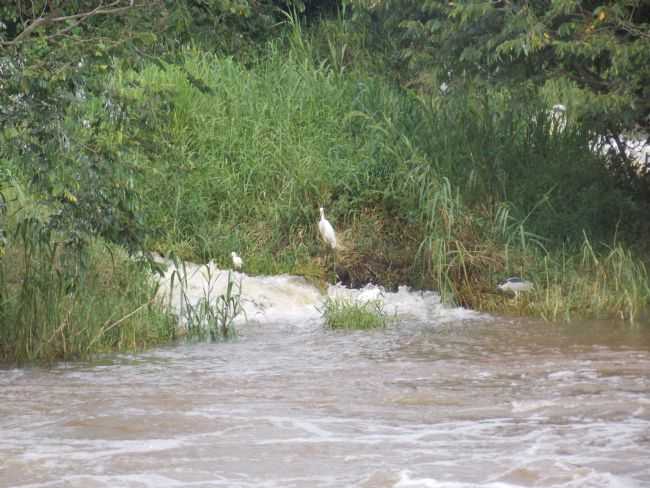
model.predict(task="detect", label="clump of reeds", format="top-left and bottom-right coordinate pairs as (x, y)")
top-left (166, 261), bottom-right (243, 341)
top-left (0, 228), bottom-right (175, 364)
top-left (321, 296), bottom-right (393, 330)
top-left (531, 238), bottom-right (650, 323)
top-left (469, 236), bottom-right (650, 323)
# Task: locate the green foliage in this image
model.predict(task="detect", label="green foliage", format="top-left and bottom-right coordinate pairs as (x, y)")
top-left (0, 0), bottom-right (302, 258)
top-left (346, 0), bottom-right (650, 175)
top-left (0, 236), bottom-right (175, 364)
top-left (89, 46), bottom-right (648, 314)
top-left (348, 1), bottom-right (649, 115)
top-left (107, 48), bottom-right (637, 254)
top-left (321, 296), bottom-right (392, 329)
top-left (479, 236), bottom-right (650, 323)
top-left (105, 48), bottom-right (406, 266)
top-left (405, 86), bottom-right (648, 243)
top-left (0, 0), bottom-right (648, 347)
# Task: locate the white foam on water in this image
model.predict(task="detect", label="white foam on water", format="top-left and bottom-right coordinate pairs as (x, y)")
top-left (510, 399), bottom-right (561, 413)
top-left (0, 368), bottom-right (26, 385)
top-left (154, 258), bottom-right (478, 326)
top-left (326, 283), bottom-right (479, 323)
top-left (395, 470), bottom-right (516, 488)
top-left (18, 438), bottom-right (184, 462)
top-left (547, 370), bottom-right (576, 380)
top-left (394, 469), bottom-right (642, 488)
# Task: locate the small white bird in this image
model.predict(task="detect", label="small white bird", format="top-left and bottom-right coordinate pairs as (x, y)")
top-left (497, 277), bottom-right (534, 297)
top-left (549, 104), bottom-right (567, 134)
top-left (318, 207), bottom-right (337, 250)
top-left (231, 252), bottom-right (243, 270)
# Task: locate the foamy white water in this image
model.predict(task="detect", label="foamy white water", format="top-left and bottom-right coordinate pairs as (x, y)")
top-left (154, 258), bottom-right (477, 326)
top-left (2, 259), bottom-right (649, 488)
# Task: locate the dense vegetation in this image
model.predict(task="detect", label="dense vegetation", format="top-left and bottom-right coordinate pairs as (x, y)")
top-left (1, 1), bottom-right (649, 362)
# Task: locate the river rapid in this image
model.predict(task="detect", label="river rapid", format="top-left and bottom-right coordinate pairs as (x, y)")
top-left (1, 261), bottom-right (649, 488)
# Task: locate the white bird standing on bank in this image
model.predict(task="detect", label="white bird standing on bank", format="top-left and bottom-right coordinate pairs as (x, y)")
top-left (231, 252), bottom-right (243, 270)
top-left (549, 104), bottom-right (567, 134)
top-left (318, 207), bottom-right (337, 250)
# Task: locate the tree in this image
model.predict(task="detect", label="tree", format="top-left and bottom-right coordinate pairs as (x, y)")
top-left (0, 0), bottom-right (285, 256)
top-left (349, 1), bottom-right (650, 131)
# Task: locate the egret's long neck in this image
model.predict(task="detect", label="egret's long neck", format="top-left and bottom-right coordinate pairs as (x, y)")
top-left (320, 209), bottom-right (325, 220)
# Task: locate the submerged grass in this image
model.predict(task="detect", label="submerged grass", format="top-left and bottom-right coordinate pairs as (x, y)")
top-left (167, 261), bottom-right (244, 341)
top-left (322, 297), bottom-right (392, 330)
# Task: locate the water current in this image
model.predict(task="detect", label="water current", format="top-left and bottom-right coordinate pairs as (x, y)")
top-left (2, 260), bottom-right (649, 488)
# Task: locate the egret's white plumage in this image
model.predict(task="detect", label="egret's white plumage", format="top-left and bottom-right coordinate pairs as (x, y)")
top-left (318, 207), bottom-right (337, 250)
top-left (231, 252), bottom-right (243, 270)
top-left (497, 277), bottom-right (533, 297)
top-left (549, 104), bottom-right (567, 134)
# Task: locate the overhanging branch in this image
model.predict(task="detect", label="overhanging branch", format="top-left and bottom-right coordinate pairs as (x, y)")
top-left (1, 1), bottom-right (137, 46)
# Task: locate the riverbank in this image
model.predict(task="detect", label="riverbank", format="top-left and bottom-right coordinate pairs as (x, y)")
top-left (1, 22), bottom-right (649, 364)
top-left (117, 47), bottom-right (649, 323)
top-left (0, 241), bottom-right (176, 364)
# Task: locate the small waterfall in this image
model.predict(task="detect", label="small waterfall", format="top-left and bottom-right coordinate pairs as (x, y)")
top-left (154, 257), bottom-right (478, 325)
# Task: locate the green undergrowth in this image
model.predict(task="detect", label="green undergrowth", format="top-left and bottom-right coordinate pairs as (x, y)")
top-left (0, 236), bottom-right (176, 364)
top-left (322, 297), bottom-right (392, 330)
top-left (97, 41), bottom-right (649, 324)
top-left (1, 9), bottom-right (648, 371)
top-left (2, 22), bottom-right (648, 341)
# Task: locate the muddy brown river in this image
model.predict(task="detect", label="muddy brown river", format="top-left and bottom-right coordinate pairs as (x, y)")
top-left (1, 269), bottom-right (649, 487)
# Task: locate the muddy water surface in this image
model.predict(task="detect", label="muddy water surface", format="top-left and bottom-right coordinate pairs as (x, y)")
top-left (1, 268), bottom-right (650, 488)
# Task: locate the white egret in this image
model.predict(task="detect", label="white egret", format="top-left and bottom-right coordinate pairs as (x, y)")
top-left (497, 277), bottom-right (534, 298)
top-left (318, 207), bottom-right (337, 250)
top-left (231, 252), bottom-right (243, 270)
top-left (549, 104), bottom-right (567, 134)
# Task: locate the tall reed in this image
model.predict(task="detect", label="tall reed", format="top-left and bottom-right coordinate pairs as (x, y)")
top-left (0, 228), bottom-right (175, 364)
top-left (166, 260), bottom-right (244, 341)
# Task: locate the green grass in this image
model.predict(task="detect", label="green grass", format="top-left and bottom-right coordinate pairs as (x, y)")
top-left (1, 14), bottom-right (647, 351)
top-left (108, 45), bottom-right (419, 269)
top-left (322, 297), bottom-right (392, 330)
top-left (97, 40), bottom-right (649, 324)
top-left (0, 236), bottom-right (176, 364)
top-left (465, 237), bottom-right (650, 323)
top-left (532, 239), bottom-right (650, 323)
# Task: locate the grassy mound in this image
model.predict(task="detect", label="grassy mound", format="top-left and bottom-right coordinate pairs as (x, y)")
top-left (94, 44), bottom-right (649, 323)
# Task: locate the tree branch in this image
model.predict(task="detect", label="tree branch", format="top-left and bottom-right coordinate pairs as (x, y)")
top-left (1, 1), bottom-right (137, 46)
